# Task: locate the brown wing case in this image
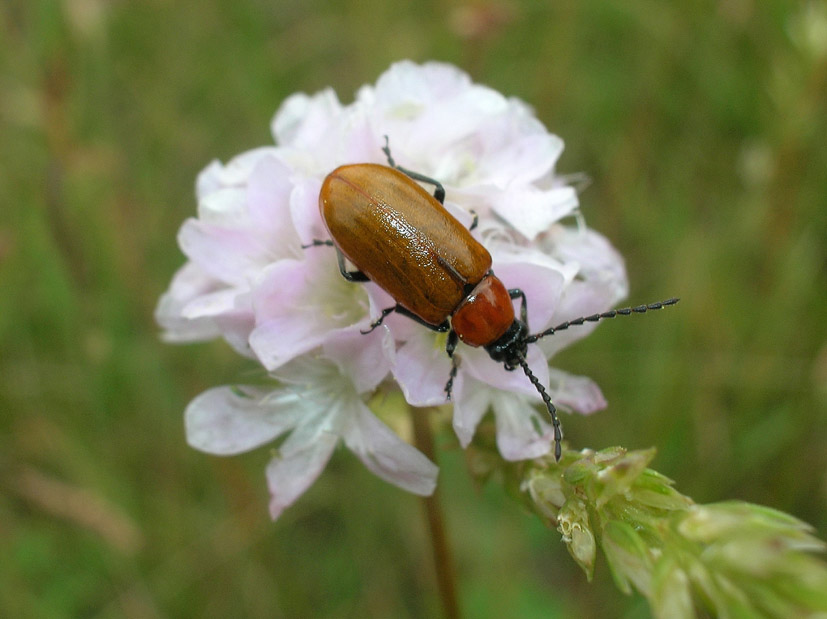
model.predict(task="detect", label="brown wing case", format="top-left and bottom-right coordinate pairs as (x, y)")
top-left (320, 164), bottom-right (491, 325)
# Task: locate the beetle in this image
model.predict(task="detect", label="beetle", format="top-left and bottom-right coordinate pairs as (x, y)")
top-left (311, 138), bottom-right (678, 460)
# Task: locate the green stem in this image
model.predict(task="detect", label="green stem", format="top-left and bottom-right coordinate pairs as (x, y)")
top-left (410, 406), bottom-right (461, 619)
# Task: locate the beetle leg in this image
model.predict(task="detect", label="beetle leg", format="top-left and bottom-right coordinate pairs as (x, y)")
top-left (444, 358), bottom-right (459, 401)
top-left (301, 239), bottom-right (334, 249)
top-left (393, 307), bottom-right (450, 332)
top-left (381, 135), bottom-right (398, 167)
top-left (361, 305), bottom-right (450, 335)
top-left (508, 288), bottom-right (528, 324)
top-left (361, 306), bottom-right (398, 334)
top-left (382, 136), bottom-right (446, 204)
top-left (468, 210), bottom-right (479, 231)
top-left (444, 331), bottom-right (460, 400)
top-left (445, 329), bottom-right (459, 357)
top-left (336, 250), bottom-right (370, 282)
top-left (397, 167), bottom-right (446, 204)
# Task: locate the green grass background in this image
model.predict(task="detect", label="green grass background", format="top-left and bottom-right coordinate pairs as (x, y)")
top-left (2, 0), bottom-right (826, 616)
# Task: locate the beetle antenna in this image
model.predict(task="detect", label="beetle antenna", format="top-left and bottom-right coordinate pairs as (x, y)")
top-left (525, 297), bottom-right (679, 344)
top-left (517, 355), bottom-right (562, 461)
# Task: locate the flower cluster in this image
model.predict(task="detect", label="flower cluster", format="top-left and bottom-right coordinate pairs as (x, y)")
top-left (156, 61), bottom-right (628, 519)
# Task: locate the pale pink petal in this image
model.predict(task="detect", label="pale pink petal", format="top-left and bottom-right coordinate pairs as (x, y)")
top-left (250, 255), bottom-right (368, 370)
top-left (271, 89), bottom-right (343, 149)
top-left (342, 401), bottom-right (437, 496)
top-left (491, 257), bottom-right (566, 334)
top-left (177, 218), bottom-right (274, 285)
top-left (548, 368), bottom-right (607, 415)
top-left (266, 431), bottom-right (338, 520)
top-left (393, 332), bottom-right (452, 406)
top-left (185, 386), bottom-right (305, 456)
top-left (535, 280), bottom-right (626, 358)
top-left (369, 60), bottom-right (473, 105)
top-left (196, 186), bottom-right (250, 226)
top-left (452, 346), bottom-right (553, 455)
top-left (251, 315), bottom-right (342, 372)
top-left (323, 326), bottom-right (394, 394)
top-left (491, 186), bottom-right (578, 241)
top-left (214, 312), bottom-right (257, 359)
top-left (180, 288), bottom-right (239, 319)
top-left (246, 155), bottom-right (299, 239)
top-left (491, 392), bottom-right (554, 461)
top-left (289, 177), bottom-right (326, 246)
top-left (461, 345), bottom-right (549, 400)
top-left (451, 374), bottom-right (490, 448)
top-left (195, 147), bottom-right (281, 200)
top-left (155, 262), bottom-right (223, 342)
top-left (366, 62), bottom-right (508, 166)
top-left (476, 131), bottom-right (564, 188)
top-left (195, 159), bottom-right (225, 199)
top-left (545, 226), bottom-right (629, 299)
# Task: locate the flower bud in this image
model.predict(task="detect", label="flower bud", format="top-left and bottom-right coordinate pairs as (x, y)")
top-left (557, 497), bottom-right (596, 580)
top-left (601, 520), bottom-right (653, 597)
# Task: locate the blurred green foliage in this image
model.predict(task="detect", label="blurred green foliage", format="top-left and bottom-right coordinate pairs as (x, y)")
top-left (1, 0), bottom-right (825, 616)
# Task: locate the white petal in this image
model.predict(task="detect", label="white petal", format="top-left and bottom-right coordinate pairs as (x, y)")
top-left (393, 332), bottom-right (452, 407)
top-left (492, 186), bottom-right (579, 241)
top-left (461, 345), bottom-right (549, 400)
top-left (195, 159), bottom-right (225, 199)
top-left (246, 155), bottom-right (299, 241)
top-left (477, 132), bottom-right (565, 188)
top-left (491, 258), bottom-right (566, 335)
top-left (250, 318), bottom-right (319, 371)
top-left (453, 346), bottom-right (552, 453)
top-left (289, 177), bottom-right (326, 246)
top-left (492, 392), bottom-right (553, 461)
top-left (451, 373), bottom-right (490, 448)
top-left (195, 148), bottom-right (281, 200)
top-left (249, 256), bottom-right (365, 370)
top-left (185, 386), bottom-right (304, 456)
top-left (546, 226), bottom-right (629, 299)
top-left (535, 280), bottom-right (626, 358)
top-left (548, 369), bottom-right (607, 415)
top-left (323, 326), bottom-right (394, 394)
top-left (271, 89), bottom-right (344, 151)
top-left (197, 186), bottom-right (249, 226)
top-left (369, 60), bottom-right (472, 111)
top-left (266, 431), bottom-right (338, 520)
top-left (177, 218), bottom-right (271, 285)
top-left (155, 262), bottom-right (222, 342)
top-left (342, 400), bottom-right (437, 496)
top-left (215, 311), bottom-right (257, 359)
top-left (180, 288), bottom-right (238, 319)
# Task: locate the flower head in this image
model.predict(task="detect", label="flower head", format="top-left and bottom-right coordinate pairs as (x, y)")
top-left (157, 60), bottom-right (628, 519)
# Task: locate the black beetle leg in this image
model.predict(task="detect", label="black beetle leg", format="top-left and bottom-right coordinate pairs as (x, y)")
top-left (361, 306), bottom-right (398, 334)
top-left (304, 241), bottom-right (370, 282)
top-left (508, 288), bottom-right (528, 324)
top-left (301, 239), bottom-right (334, 249)
top-left (468, 210), bottom-right (479, 231)
top-left (336, 250), bottom-right (370, 282)
top-left (382, 136), bottom-right (446, 204)
top-left (362, 305), bottom-right (450, 335)
top-left (443, 330), bottom-right (460, 400)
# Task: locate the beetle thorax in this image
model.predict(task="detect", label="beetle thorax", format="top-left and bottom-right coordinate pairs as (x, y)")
top-left (451, 274), bottom-right (515, 348)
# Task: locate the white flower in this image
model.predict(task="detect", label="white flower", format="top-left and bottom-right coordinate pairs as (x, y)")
top-left (157, 60), bottom-right (628, 518)
top-left (185, 329), bottom-right (437, 519)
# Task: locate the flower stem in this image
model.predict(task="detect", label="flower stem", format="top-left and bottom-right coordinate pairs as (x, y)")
top-left (410, 406), bottom-right (461, 619)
